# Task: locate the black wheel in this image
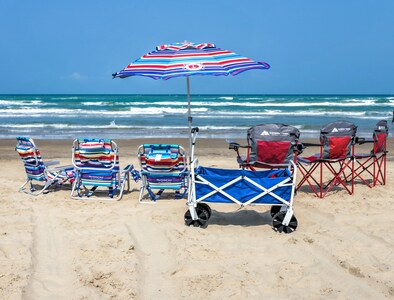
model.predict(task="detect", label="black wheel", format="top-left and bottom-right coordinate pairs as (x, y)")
top-left (184, 210), bottom-right (194, 226)
top-left (272, 211), bottom-right (298, 234)
top-left (184, 205), bottom-right (210, 228)
top-left (270, 206), bottom-right (281, 217)
top-left (197, 203), bottom-right (211, 218)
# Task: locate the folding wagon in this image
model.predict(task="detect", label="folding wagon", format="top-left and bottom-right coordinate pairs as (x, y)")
top-left (184, 129), bottom-right (299, 233)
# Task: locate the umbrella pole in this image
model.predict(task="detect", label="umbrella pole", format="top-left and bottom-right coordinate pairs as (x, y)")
top-left (187, 76), bottom-right (192, 164)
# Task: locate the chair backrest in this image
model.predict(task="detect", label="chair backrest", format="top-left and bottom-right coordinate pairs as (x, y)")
top-left (247, 123), bottom-right (300, 164)
top-left (320, 121), bottom-right (357, 159)
top-left (139, 144), bottom-right (186, 173)
top-left (73, 138), bottom-right (119, 186)
top-left (372, 120), bottom-right (388, 155)
top-left (15, 137), bottom-right (46, 181)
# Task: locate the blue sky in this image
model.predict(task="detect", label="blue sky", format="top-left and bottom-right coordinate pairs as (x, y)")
top-left (1, 0), bottom-right (393, 94)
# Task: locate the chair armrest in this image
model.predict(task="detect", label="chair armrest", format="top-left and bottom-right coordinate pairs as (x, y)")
top-left (228, 142), bottom-right (239, 150)
top-left (295, 143), bottom-right (305, 154)
top-left (49, 164), bottom-right (73, 171)
top-left (122, 164), bottom-right (141, 182)
top-left (44, 160), bottom-right (60, 167)
top-left (226, 139), bottom-right (249, 150)
top-left (355, 137), bottom-right (374, 145)
top-left (122, 164), bottom-right (133, 173)
top-left (301, 142), bottom-right (322, 147)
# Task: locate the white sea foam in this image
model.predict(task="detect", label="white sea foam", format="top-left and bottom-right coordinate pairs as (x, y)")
top-left (0, 108), bottom-right (82, 114)
top-left (121, 107), bottom-right (208, 114)
top-left (81, 102), bottom-right (107, 106)
top-left (0, 106), bottom-right (209, 117)
top-left (1, 123), bottom-right (192, 130)
top-left (113, 100), bottom-right (390, 108)
top-left (50, 96), bottom-right (80, 100)
top-left (0, 106), bottom-right (389, 119)
top-left (0, 100), bottom-right (43, 106)
top-left (1, 123), bottom-right (251, 131)
top-left (198, 115), bottom-right (272, 119)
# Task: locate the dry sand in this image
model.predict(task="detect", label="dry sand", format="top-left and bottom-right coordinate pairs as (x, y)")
top-left (1, 138), bottom-right (393, 299)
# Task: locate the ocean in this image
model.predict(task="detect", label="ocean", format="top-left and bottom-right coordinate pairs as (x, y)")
top-left (1, 94), bottom-right (392, 140)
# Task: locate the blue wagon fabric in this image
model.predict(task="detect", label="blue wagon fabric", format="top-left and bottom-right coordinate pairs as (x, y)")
top-left (195, 167), bottom-right (292, 204)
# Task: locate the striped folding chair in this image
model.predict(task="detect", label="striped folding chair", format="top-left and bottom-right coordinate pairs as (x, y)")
top-left (15, 137), bottom-right (74, 195)
top-left (71, 138), bottom-right (137, 200)
top-left (137, 144), bottom-right (187, 203)
top-left (352, 120), bottom-right (389, 187)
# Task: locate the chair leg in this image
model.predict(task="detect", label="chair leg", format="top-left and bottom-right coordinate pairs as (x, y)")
top-left (297, 162), bottom-right (323, 198)
top-left (20, 179), bottom-right (53, 196)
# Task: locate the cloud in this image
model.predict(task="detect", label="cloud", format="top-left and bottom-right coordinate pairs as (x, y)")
top-left (69, 72), bottom-right (88, 81)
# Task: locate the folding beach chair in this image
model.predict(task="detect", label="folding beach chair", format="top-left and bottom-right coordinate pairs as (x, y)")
top-left (297, 121), bottom-right (357, 198)
top-left (229, 123), bottom-right (302, 170)
top-left (185, 128), bottom-right (299, 233)
top-left (71, 138), bottom-right (138, 200)
top-left (15, 136), bottom-right (74, 195)
top-left (352, 120), bottom-right (389, 188)
top-left (137, 144), bottom-right (187, 203)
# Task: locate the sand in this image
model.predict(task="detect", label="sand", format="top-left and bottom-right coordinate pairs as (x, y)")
top-left (1, 138), bottom-right (393, 299)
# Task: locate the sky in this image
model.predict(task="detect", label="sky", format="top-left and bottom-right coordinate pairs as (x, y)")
top-left (1, 0), bottom-right (394, 94)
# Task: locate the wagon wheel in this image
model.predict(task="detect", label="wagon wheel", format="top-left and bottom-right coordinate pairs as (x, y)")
top-left (184, 205), bottom-right (210, 228)
top-left (272, 211), bottom-right (298, 234)
top-left (197, 203), bottom-right (212, 219)
top-left (270, 205), bottom-right (281, 217)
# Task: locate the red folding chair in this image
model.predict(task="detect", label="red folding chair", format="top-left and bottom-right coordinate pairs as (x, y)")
top-left (229, 123), bottom-right (302, 170)
top-left (297, 121), bottom-right (357, 198)
top-left (352, 120), bottom-right (388, 188)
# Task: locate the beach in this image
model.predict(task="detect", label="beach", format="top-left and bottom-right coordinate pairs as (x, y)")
top-left (1, 137), bottom-right (393, 299)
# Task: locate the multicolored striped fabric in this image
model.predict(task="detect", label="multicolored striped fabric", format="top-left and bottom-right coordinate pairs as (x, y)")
top-left (140, 144), bottom-right (186, 172)
top-left (71, 138), bottom-right (138, 200)
top-left (139, 144), bottom-right (186, 189)
top-left (15, 137), bottom-right (46, 181)
top-left (138, 144), bottom-right (188, 201)
top-left (113, 41), bottom-right (270, 80)
top-left (16, 137), bottom-right (74, 195)
top-left (73, 138), bottom-right (120, 188)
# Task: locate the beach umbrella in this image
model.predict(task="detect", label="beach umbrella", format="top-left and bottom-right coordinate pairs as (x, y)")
top-left (112, 41), bottom-right (270, 160)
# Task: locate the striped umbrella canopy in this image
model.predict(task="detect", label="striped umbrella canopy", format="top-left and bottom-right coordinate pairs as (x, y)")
top-left (112, 41), bottom-right (270, 158)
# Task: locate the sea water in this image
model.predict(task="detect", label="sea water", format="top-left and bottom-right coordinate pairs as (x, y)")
top-left (0, 94), bottom-right (392, 140)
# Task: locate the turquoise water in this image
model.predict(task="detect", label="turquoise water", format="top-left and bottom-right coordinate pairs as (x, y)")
top-left (0, 94), bottom-right (392, 140)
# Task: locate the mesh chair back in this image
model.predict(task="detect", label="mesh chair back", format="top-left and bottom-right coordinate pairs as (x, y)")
top-left (15, 137), bottom-right (46, 181)
top-left (373, 120), bottom-right (388, 155)
top-left (247, 123), bottom-right (300, 164)
top-left (320, 121), bottom-right (357, 159)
